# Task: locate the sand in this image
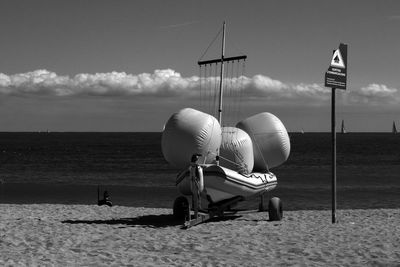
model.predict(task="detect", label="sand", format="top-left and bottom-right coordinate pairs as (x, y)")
top-left (0, 204), bottom-right (399, 266)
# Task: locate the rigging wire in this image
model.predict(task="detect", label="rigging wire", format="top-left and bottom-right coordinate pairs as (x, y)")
top-left (199, 58), bottom-right (247, 125)
top-left (229, 60), bottom-right (235, 126)
top-left (204, 65), bottom-right (208, 113)
top-left (236, 61), bottom-right (241, 124)
top-left (213, 63), bottom-right (219, 119)
top-left (208, 64), bottom-right (212, 114)
top-left (226, 61), bottom-right (230, 127)
top-left (238, 59), bottom-right (246, 121)
top-left (198, 26), bottom-right (223, 62)
top-left (196, 24), bottom-right (251, 172)
top-left (232, 60), bottom-right (238, 123)
top-left (197, 26), bottom-right (248, 126)
top-left (199, 65), bottom-right (203, 112)
top-left (221, 61), bottom-right (227, 127)
top-left (225, 60), bottom-right (232, 126)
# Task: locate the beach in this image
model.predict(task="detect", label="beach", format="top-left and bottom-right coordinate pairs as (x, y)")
top-left (1, 204), bottom-right (399, 266)
top-left (1, 133), bottom-right (400, 266)
top-left (2, 0), bottom-right (400, 265)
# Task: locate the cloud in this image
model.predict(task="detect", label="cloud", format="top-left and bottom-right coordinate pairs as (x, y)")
top-left (359, 84), bottom-right (397, 97)
top-left (236, 75), bottom-right (330, 102)
top-left (1, 69), bottom-right (399, 106)
top-left (0, 69), bottom-right (199, 97)
top-left (387, 15), bottom-right (400, 20)
top-left (349, 83), bottom-right (399, 104)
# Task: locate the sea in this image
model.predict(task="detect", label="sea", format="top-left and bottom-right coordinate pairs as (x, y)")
top-left (0, 132), bottom-right (399, 211)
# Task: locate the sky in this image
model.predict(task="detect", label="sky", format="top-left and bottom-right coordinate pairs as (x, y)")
top-left (1, 0), bottom-right (400, 132)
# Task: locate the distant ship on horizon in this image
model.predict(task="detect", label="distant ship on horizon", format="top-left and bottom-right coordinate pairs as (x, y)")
top-left (38, 129), bottom-right (50, 134)
top-left (393, 121), bottom-right (397, 134)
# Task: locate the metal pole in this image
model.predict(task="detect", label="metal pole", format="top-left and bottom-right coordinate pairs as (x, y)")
top-left (218, 21), bottom-right (226, 125)
top-left (331, 88), bottom-right (337, 223)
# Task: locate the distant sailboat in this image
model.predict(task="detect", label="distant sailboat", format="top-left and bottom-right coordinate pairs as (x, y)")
top-left (392, 121), bottom-right (397, 134)
top-left (341, 120), bottom-right (347, 134)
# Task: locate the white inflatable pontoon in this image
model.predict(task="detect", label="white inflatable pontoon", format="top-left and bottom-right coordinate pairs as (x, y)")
top-left (176, 165), bottom-right (277, 204)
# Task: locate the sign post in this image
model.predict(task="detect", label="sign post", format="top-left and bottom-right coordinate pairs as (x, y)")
top-left (325, 43), bottom-right (347, 223)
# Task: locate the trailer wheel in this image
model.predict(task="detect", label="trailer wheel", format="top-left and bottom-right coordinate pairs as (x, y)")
top-left (268, 197), bottom-right (283, 221)
top-left (173, 196), bottom-right (189, 221)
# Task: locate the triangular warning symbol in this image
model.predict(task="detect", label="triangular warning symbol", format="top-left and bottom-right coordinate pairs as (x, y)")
top-left (334, 55), bottom-right (339, 63)
top-left (330, 49), bottom-right (345, 68)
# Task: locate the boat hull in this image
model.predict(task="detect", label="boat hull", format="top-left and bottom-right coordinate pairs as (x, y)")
top-left (176, 165), bottom-right (277, 203)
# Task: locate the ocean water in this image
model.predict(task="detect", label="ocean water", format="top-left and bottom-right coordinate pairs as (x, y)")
top-left (0, 132), bottom-right (399, 210)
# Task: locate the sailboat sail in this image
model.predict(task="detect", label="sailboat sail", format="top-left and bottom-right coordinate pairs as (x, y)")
top-left (393, 121), bottom-right (397, 134)
top-left (341, 120), bottom-right (346, 134)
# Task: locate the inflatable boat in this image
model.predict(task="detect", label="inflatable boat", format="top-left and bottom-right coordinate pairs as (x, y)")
top-left (176, 164), bottom-right (277, 203)
top-left (163, 108), bottom-right (290, 215)
top-left (161, 23), bottom-right (290, 227)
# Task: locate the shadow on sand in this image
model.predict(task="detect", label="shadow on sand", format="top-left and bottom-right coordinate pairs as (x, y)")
top-left (62, 213), bottom-right (243, 228)
top-left (62, 214), bottom-right (182, 228)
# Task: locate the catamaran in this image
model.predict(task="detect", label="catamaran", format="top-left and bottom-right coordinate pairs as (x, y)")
top-left (161, 22), bottom-right (291, 227)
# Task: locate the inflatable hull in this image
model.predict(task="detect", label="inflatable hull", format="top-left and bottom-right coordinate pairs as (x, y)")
top-left (219, 127), bottom-right (254, 174)
top-left (162, 108), bottom-right (221, 168)
top-left (176, 165), bottom-right (277, 203)
top-left (237, 112), bottom-right (290, 170)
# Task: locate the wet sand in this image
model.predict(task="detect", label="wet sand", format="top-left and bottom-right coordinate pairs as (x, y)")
top-left (2, 183), bottom-right (400, 211)
top-left (0, 204), bottom-right (399, 266)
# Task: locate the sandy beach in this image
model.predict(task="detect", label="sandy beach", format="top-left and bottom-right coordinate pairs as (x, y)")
top-left (0, 204), bottom-right (398, 266)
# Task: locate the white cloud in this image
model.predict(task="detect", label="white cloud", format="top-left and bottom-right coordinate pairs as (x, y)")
top-left (235, 75), bottom-right (332, 102)
top-left (387, 15), bottom-right (400, 20)
top-left (0, 69), bottom-right (399, 106)
top-left (359, 84), bottom-right (397, 97)
top-left (349, 83), bottom-right (399, 104)
top-left (0, 69), bottom-right (199, 97)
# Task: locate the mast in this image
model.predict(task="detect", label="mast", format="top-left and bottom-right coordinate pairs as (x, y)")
top-left (218, 21), bottom-right (226, 125)
top-left (198, 22), bottom-right (247, 126)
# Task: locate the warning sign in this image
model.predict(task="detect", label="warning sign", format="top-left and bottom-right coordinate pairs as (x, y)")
top-left (325, 43), bottom-right (347, 90)
top-left (330, 49), bottom-right (345, 68)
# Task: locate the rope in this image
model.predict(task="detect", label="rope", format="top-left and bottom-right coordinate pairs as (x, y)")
top-left (199, 65), bottom-right (203, 111)
top-left (202, 115), bottom-right (218, 164)
top-left (198, 26), bottom-right (223, 62)
top-left (208, 64), bottom-right (212, 114)
top-left (234, 60), bottom-right (240, 124)
top-left (229, 60), bottom-right (235, 126)
top-left (226, 60), bottom-right (231, 126)
top-left (213, 63), bottom-right (219, 119)
top-left (223, 61), bottom-right (229, 126)
top-left (251, 132), bottom-right (270, 173)
top-left (237, 59), bottom-right (246, 121)
top-left (207, 151), bottom-right (243, 169)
